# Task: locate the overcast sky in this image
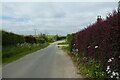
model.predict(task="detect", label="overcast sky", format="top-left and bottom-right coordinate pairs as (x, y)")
top-left (0, 2), bottom-right (118, 35)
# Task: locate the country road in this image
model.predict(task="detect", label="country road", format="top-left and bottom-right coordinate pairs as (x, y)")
top-left (2, 41), bottom-right (82, 78)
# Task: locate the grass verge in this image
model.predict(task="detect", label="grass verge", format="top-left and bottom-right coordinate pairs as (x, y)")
top-left (60, 45), bottom-right (108, 79)
top-left (2, 42), bottom-right (51, 65)
top-left (57, 42), bottom-right (68, 45)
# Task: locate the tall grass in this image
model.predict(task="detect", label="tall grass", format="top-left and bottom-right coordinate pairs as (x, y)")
top-left (2, 42), bottom-right (50, 64)
top-left (2, 31), bottom-right (55, 64)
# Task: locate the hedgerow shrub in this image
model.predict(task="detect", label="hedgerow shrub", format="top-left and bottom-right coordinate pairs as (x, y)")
top-left (72, 10), bottom-right (120, 79)
top-left (2, 31), bottom-right (24, 46)
top-left (25, 36), bottom-right (37, 43)
top-left (66, 34), bottom-right (74, 52)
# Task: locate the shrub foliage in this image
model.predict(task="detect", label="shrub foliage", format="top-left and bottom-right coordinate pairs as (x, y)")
top-left (72, 10), bottom-right (120, 78)
top-left (2, 31), bottom-right (24, 46)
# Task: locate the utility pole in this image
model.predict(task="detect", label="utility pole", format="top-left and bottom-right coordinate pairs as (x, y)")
top-left (34, 29), bottom-right (37, 36)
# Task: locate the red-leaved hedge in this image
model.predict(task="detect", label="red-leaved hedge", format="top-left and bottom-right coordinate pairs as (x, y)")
top-left (72, 10), bottom-right (120, 76)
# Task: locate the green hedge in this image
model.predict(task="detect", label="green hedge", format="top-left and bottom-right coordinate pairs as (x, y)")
top-left (2, 31), bottom-right (24, 46)
top-left (66, 34), bottom-right (74, 52)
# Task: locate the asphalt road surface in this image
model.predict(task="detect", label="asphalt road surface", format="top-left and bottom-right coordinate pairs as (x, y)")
top-left (3, 41), bottom-right (82, 78)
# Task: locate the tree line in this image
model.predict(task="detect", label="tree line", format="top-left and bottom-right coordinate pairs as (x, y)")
top-left (2, 30), bottom-right (66, 46)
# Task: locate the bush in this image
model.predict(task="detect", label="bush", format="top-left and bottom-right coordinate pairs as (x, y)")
top-left (72, 10), bottom-right (120, 79)
top-left (2, 31), bottom-right (24, 46)
top-left (66, 34), bottom-right (74, 52)
top-left (25, 36), bottom-right (37, 44)
top-left (36, 34), bottom-right (49, 43)
top-left (58, 36), bottom-right (66, 40)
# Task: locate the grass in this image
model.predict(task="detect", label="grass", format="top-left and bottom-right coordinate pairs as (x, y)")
top-left (59, 45), bottom-right (108, 79)
top-left (57, 42), bottom-right (68, 45)
top-left (2, 42), bottom-right (51, 65)
top-left (75, 54), bottom-right (107, 79)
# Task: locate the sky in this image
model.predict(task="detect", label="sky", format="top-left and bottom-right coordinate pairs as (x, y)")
top-left (0, 2), bottom-right (118, 35)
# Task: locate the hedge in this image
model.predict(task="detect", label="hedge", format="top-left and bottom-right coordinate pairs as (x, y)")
top-left (72, 10), bottom-right (120, 78)
top-left (2, 31), bottom-right (24, 46)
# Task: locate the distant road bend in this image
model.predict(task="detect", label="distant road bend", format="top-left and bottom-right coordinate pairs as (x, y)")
top-left (3, 41), bottom-right (82, 78)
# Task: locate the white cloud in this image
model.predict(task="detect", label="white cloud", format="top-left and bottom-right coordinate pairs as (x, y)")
top-left (0, 0), bottom-right (119, 2)
top-left (1, 2), bottom-right (118, 35)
